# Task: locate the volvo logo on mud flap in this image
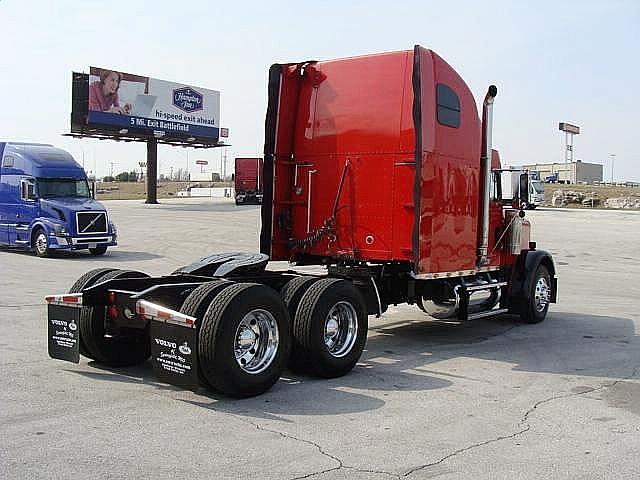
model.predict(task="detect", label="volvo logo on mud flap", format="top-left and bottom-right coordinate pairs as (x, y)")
top-left (155, 338), bottom-right (177, 349)
top-left (150, 320), bottom-right (199, 391)
top-left (47, 304), bottom-right (80, 364)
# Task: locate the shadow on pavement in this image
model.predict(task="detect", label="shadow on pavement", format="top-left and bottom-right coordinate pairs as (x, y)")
top-left (65, 311), bottom-right (638, 420)
top-left (0, 247), bottom-right (162, 261)
top-left (58, 250), bottom-right (164, 261)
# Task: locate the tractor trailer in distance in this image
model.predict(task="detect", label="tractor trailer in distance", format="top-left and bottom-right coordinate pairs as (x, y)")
top-left (46, 46), bottom-right (557, 398)
top-left (234, 157), bottom-right (263, 205)
top-left (501, 169), bottom-right (545, 209)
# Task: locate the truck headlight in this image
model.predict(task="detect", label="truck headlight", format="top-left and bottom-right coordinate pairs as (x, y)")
top-left (109, 221), bottom-right (118, 235)
top-left (53, 224), bottom-right (67, 235)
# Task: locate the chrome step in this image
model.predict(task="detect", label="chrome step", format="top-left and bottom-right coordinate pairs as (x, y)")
top-left (467, 308), bottom-right (509, 321)
top-left (465, 281), bottom-right (508, 292)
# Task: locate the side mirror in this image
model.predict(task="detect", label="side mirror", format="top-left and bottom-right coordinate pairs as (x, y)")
top-left (21, 179), bottom-right (37, 201)
top-left (519, 173), bottom-right (529, 206)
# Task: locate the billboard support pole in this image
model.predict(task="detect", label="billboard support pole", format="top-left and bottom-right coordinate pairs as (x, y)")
top-left (146, 139), bottom-right (158, 204)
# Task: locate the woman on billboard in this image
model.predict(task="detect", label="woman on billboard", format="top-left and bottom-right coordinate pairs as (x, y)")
top-left (89, 70), bottom-right (131, 114)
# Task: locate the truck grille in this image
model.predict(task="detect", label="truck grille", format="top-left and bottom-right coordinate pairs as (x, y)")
top-left (76, 211), bottom-right (107, 234)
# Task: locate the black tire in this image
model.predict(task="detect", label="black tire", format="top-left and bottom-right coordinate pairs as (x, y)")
top-left (528, 204), bottom-right (537, 210)
top-left (293, 278), bottom-right (368, 378)
top-left (198, 283), bottom-right (291, 398)
top-left (79, 269), bottom-right (151, 366)
top-left (179, 279), bottom-right (234, 388)
top-left (33, 228), bottom-right (51, 257)
top-left (280, 276), bottom-right (320, 319)
top-left (180, 280), bottom-right (234, 319)
top-left (280, 276), bottom-right (321, 371)
top-left (68, 268), bottom-right (119, 358)
top-left (68, 268), bottom-right (119, 294)
top-left (89, 245), bottom-right (108, 255)
top-left (520, 265), bottom-right (551, 324)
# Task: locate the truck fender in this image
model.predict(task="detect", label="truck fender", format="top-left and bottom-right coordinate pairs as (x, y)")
top-left (29, 220), bottom-right (52, 244)
top-left (508, 249), bottom-right (557, 312)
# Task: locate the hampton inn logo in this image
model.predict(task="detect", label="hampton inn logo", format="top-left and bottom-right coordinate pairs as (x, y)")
top-left (172, 87), bottom-right (203, 113)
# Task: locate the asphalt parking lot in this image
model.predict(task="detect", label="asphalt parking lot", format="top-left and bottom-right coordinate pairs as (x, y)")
top-left (1, 199), bottom-right (639, 479)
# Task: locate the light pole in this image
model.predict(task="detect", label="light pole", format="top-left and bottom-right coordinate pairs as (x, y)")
top-left (609, 154), bottom-right (616, 183)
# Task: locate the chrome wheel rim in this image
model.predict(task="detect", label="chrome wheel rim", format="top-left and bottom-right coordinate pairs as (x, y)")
top-left (234, 309), bottom-right (279, 374)
top-left (534, 277), bottom-right (550, 312)
top-left (324, 301), bottom-right (358, 358)
top-left (36, 233), bottom-right (48, 254)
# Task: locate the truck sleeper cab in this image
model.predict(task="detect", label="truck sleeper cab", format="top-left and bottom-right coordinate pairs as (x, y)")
top-left (0, 142), bottom-right (117, 256)
top-left (45, 46), bottom-right (556, 399)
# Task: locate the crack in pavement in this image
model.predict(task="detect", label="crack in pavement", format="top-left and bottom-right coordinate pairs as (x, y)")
top-left (402, 366), bottom-right (640, 477)
top-left (254, 423), bottom-right (344, 480)
top-left (402, 425), bottom-right (531, 477)
top-left (226, 415), bottom-right (343, 479)
top-left (218, 326), bottom-right (639, 480)
top-left (227, 413), bottom-right (400, 480)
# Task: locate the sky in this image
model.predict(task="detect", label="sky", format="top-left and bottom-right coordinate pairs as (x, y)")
top-left (1, 0), bottom-right (639, 181)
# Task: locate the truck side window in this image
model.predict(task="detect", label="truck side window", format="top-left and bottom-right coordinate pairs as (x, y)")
top-left (436, 84), bottom-right (460, 128)
top-left (21, 179), bottom-right (36, 201)
top-left (3, 155), bottom-right (15, 168)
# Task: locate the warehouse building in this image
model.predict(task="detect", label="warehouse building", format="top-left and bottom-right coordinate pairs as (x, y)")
top-left (518, 160), bottom-right (603, 184)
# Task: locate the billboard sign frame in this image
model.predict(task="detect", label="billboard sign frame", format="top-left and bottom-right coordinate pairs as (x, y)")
top-left (70, 69), bottom-right (224, 148)
top-left (559, 122), bottom-right (580, 135)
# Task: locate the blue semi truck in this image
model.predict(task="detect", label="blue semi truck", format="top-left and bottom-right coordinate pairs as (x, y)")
top-left (0, 142), bottom-right (117, 257)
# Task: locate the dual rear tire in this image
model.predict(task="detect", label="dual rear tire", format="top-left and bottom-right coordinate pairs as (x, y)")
top-left (282, 277), bottom-right (368, 378)
top-left (178, 277), bottom-right (367, 397)
top-left (69, 268), bottom-right (151, 366)
top-left (67, 269), bottom-right (368, 397)
top-left (179, 280), bottom-right (290, 398)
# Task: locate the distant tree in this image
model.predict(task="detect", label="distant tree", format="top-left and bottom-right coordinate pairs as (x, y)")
top-left (115, 171), bottom-right (129, 182)
top-left (103, 176), bottom-right (115, 183)
top-left (115, 171), bottom-right (137, 182)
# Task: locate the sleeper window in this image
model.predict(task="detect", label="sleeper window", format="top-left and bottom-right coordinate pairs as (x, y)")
top-left (436, 84), bottom-right (460, 128)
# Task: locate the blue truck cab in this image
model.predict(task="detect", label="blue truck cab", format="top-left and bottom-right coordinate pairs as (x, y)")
top-left (0, 142), bottom-right (117, 257)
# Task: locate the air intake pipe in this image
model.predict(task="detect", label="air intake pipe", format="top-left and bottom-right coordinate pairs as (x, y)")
top-left (477, 85), bottom-right (498, 266)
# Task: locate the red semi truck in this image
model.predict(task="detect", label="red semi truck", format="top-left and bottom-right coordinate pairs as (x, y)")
top-left (46, 46), bottom-right (557, 398)
top-left (234, 157), bottom-right (263, 205)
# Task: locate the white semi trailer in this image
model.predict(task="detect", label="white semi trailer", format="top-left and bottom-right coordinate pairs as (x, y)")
top-left (501, 169), bottom-right (544, 209)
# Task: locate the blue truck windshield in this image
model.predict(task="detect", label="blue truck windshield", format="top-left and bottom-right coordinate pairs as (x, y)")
top-left (37, 178), bottom-right (91, 198)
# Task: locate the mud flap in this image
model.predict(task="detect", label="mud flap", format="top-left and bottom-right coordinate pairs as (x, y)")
top-left (48, 304), bottom-right (80, 363)
top-left (150, 319), bottom-right (199, 391)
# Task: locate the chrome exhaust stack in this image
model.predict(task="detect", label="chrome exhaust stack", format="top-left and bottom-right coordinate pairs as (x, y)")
top-left (477, 85), bottom-right (498, 266)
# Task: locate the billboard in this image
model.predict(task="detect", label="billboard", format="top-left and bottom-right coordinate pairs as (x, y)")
top-left (559, 122), bottom-right (580, 134)
top-left (71, 67), bottom-right (221, 143)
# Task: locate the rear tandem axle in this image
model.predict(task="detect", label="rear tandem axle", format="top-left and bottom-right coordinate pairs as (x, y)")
top-left (46, 251), bottom-right (555, 398)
